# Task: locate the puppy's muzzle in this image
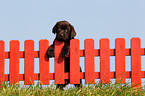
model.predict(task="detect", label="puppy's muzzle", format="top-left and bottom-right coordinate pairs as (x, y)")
top-left (59, 33), bottom-right (64, 38)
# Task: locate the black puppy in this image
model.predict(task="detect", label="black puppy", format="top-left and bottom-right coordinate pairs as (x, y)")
top-left (47, 21), bottom-right (82, 89)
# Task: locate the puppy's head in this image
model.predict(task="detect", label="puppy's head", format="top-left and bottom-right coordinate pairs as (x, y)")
top-left (52, 21), bottom-right (76, 41)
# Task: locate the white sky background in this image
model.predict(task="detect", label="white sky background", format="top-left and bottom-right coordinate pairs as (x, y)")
top-left (0, 0), bottom-right (145, 86)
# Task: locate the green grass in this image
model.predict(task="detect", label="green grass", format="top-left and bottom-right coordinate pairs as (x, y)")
top-left (0, 82), bottom-right (145, 96)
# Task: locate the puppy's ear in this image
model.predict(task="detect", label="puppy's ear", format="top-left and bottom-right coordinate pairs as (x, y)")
top-left (70, 25), bottom-right (76, 38)
top-left (52, 23), bottom-right (58, 34)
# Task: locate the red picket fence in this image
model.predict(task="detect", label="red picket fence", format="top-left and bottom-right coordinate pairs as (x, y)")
top-left (0, 38), bottom-right (144, 88)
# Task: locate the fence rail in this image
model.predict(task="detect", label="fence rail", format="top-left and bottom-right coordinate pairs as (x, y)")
top-left (0, 38), bottom-right (144, 88)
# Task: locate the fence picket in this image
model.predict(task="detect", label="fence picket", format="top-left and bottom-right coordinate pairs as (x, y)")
top-left (39, 40), bottom-right (49, 84)
top-left (115, 38), bottom-right (125, 83)
top-left (131, 38), bottom-right (141, 88)
top-left (0, 41), bottom-right (4, 87)
top-left (85, 39), bottom-right (95, 84)
top-left (10, 40), bottom-right (20, 84)
top-left (70, 39), bottom-right (80, 84)
top-left (100, 39), bottom-right (110, 83)
top-left (54, 40), bottom-right (65, 84)
top-left (24, 40), bottom-right (34, 85)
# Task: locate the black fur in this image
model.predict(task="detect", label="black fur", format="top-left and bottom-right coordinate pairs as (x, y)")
top-left (46, 21), bottom-right (82, 89)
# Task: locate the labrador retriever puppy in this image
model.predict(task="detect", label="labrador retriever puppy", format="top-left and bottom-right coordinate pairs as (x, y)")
top-left (46, 21), bottom-right (82, 89)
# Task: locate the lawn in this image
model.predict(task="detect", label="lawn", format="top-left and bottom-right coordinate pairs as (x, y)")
top-left (0, 82), bottom-right (145, 96)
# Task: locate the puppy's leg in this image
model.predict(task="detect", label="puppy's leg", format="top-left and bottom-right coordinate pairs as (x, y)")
top-left (56, 84), bottom-right (66, 90)
top-left (56, 57), bottom-right (70, 90)
top-left (74, 67), bottom-right (82, 88)
top-left (46, 44), bottom-right (54, 57)
top-left (61, 44), bottom-right (70, 57)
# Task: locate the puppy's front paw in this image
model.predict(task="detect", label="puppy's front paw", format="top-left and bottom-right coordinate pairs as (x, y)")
top-left (61, 49), bottom-right (69, 57)
top-left (47, 50), bottom-right (54, 57)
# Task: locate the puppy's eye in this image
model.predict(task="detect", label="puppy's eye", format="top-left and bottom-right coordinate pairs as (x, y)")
top-left (58, 28), bottom-right (61, 31)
